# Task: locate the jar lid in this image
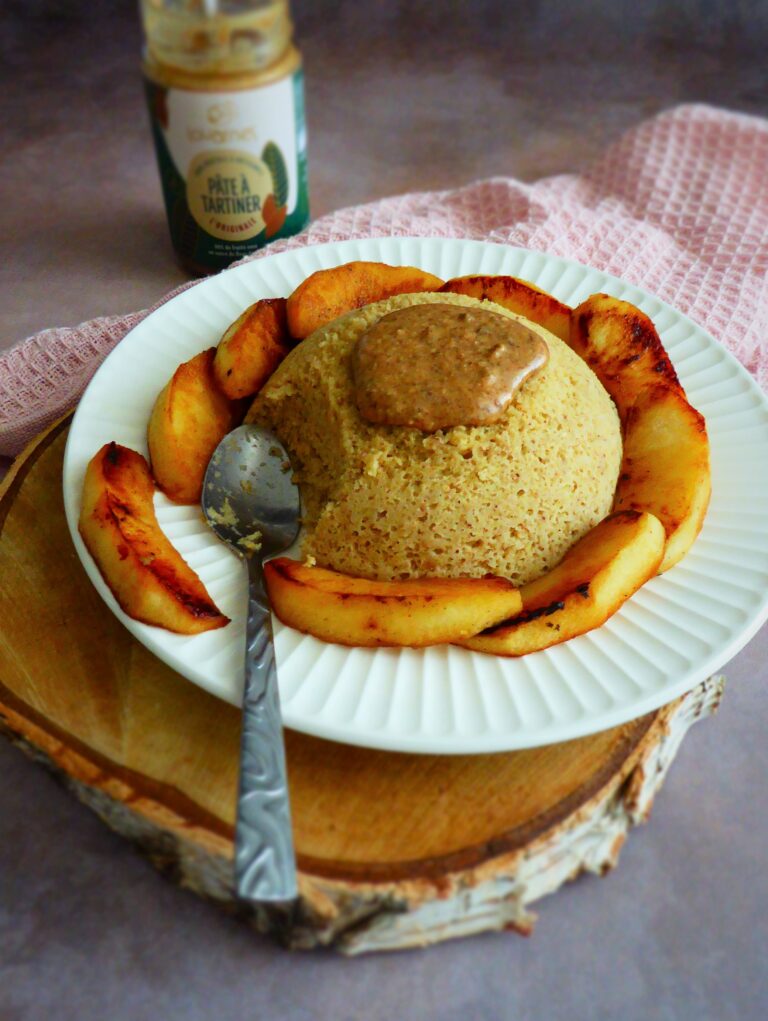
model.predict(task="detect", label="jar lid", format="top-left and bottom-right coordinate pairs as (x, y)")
top-left (140, 0), bottom-right (293, 75)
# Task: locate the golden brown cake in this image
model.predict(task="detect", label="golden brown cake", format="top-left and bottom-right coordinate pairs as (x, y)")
top-left (247, 292), bottom-right (622, 586)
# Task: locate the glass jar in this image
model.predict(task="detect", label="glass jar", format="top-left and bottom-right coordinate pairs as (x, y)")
top-left (140, 0), bottom-right (310, 275)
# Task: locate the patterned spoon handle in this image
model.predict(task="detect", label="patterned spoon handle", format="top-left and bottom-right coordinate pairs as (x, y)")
top-left (234, 562), bottom-right (297, 905)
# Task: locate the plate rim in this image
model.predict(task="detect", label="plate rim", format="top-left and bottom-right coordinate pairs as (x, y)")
top-left (62, 235), bottom-right (768, 753)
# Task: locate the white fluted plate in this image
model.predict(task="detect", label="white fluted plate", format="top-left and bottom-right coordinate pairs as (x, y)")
top-left (63, 237), bottom-right (768, 753)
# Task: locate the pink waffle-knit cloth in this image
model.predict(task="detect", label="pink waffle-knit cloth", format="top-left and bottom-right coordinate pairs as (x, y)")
top-left (2, 102), bottom-right (767, 459)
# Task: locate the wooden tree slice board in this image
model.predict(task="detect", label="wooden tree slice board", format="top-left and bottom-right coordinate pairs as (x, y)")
top-left (0, 416), bottom-right (723, 953)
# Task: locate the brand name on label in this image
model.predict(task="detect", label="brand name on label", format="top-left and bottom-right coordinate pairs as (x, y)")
top-left (187, 126), bottom-right (258, 144)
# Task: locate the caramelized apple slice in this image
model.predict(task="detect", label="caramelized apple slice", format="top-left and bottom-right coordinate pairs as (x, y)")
top-left (614, 385), bottom-right (710, 573)
top-left (457, 511), bottom-right (664, 657)
top-left (213, 298), bottom-right (290, 400)
top-left (570, 293), bottom-right (710, 570)
top-left (286, 261), bottom-right (444, 339)
top-left (440, 275), bottom-right (571, 342)
top-left (79, 443), bottom-right (229, 634)
top-left (569, 293), bottom-right (682, 418)
top-left (148, 348), bottom-right (245, 504)
top-left (264, 558), bottom-right (522, 647)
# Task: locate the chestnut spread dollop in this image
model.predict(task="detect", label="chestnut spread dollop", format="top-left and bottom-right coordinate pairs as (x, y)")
top-left (353, 303), bottom-right (549, 432)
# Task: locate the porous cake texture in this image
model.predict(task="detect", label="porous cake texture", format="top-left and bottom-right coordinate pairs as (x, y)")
top-left (247, 292), bottom-right (622, 585)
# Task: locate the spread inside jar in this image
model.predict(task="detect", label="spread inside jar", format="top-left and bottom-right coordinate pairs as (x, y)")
top-left (352, 303), bottom-right (549, 432)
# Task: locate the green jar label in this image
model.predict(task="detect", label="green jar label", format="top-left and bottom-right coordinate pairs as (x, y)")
top-left (145, 70), bottom-right (310, 274)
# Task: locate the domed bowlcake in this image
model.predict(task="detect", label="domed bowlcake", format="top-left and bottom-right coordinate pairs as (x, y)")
top-left (246, 292), bottom-right (622, 586)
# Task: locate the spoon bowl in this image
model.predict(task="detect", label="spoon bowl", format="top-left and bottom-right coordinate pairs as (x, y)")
top-left (202, 424), bottom-right (301, 559)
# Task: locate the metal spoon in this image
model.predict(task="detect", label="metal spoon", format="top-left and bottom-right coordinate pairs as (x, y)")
top-left (202, 424), bottom-right (301, 911)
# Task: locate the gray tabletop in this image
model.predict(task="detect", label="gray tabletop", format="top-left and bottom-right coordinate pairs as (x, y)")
top-left (1, 3), bottom-right (767, 1018)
